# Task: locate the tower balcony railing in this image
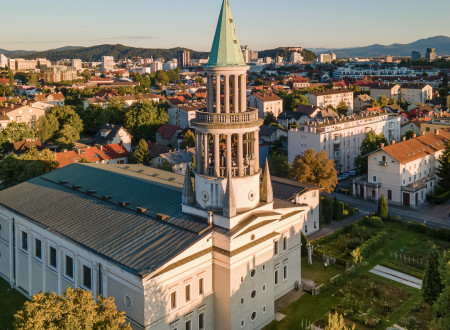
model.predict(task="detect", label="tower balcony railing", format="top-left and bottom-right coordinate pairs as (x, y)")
top-left (194, 108), bottom-right (259, 125)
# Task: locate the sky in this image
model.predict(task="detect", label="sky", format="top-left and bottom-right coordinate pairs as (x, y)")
top-left (1, 0), bottom-right (449, 52)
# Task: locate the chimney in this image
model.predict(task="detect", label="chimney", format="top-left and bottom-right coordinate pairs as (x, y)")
top-left (381, 143), bottom-right (385, 148)
top-left (422, 131), bottom-right (426, 136)
top-left (10, 104), bottom-right (14, 109)
top-left (391, 140), bottom-right (396, 145)
top-left (402, 136), bottom-right (406, 141)
top-left (413, 133), bottom-right (417, 138)
top-left (436, 129), bottom-right (440, 136)
top-left (207, 211), bottom-right (214, 225)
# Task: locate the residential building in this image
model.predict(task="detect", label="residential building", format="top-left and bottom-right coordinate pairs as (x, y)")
top-left (152, 148), bottom-right (195, 175)
top-left (292, 76), bottom-right (310, 89)
top-left (290, 52), bottom-right (303, 63)
top-left (259, 125), bottom-right (287, 144)
top-left (401, 120), bottom-right (422, 137)
top-left (71, 59), bottom-right (82, 71)
top-left (177, 50), bottom-right (191, 67)
top-left (94, 124), bottom-right (133, 152)
top-left (0, 102), bottom-right (46, 129)
top-left (400, 83), bottom-right (433, 104)
top-left (288, 112), bottom-right (401, 173)
top-left (44, 66), bottom-right (77, 83)
top-left (168, 101), bottom-right (206, 129)
top-left (247, 92), bottom-right (283, 119)
top-left (353, 130), bottom-right (449, 207)
top-left (241, 45), bottom-right (250, 63)
top-left (151, 61), bottom-right (163, 73)
top-left (354, 94), bottom-right (373, 112)
top-left (370, 83), bottom-right (401, 101)
top-left (411, 51), bottom-right (421, 61)
top-left (0, 3), bottom-right (319, 329)
top-left (425, 48), bottom-right (437, 61)
top-left (101, 56), bottom-right (115, 71)
top-left (421, 117), bottom-right (450, 134)
top-left (8, 58), bottom-right (37, 71)
top-left (101, 143), bottom-right (130, 164)
top-left (319, 54), bottom-right (332, 63)
top-left (35, 93), bottom-right (65, 107)
top-left (156, 124), bottom-right (182, 147)
top-left (0, 54), bottom-right (8, 68)
top-left (305, 89), bottom-right (353, 112)
top-left (37, 58), bottom-right (52, 68)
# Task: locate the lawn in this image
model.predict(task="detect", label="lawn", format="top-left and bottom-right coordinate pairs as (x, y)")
top-left (301, 256), bottom-right (343, 285)
top-left (264, 218), bottom-right (448, 329)
top-left (0, 277), bottom-right (27, 330)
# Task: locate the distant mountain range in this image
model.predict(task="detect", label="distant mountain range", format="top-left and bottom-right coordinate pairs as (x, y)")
top-left (312, 36), bottom-right (450, 58)
top-left (1, 36), bottom-right (449, 61)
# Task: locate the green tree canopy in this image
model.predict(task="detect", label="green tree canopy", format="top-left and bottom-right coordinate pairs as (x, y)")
top-left (155, 70), bottom-right (169, 86)
top-left (290, 149), bottom-right (338, 193)
top-left (268, 152), bottom-right (290, 178)
top-left (437, 141), bottom-right (450, 191)
top-left (355, 130), bottom-right (388, 174)
top-left (47, 105), bottom-right (84, 136)
top-left (36, 114), bottom-right (59, 142)
top-left (56, 124), bottom-right (80, 149)
top-left (431, 250), bottom-right (450, 329)
top-left (422, 245), bottom-right (444, 304)
top-left (180, 130), bottom-right (195, 150)
top-left (376, 193), bottom-right (388, 219)
top-left (133, 138), bottom-right (150, 165)
top-left (14, 287), bottom-right (131, 329)
top-left (125, 101), bottom-right (169, 142)
top-left (263, 112), bottom-right (277, 126)
top-left (337, 101), bottom-right (348, 115)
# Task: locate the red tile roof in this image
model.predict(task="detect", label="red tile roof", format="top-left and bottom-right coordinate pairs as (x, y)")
top-left (35, 92), bottom-right (65, 102)
top-left (77, 146), bottom-right (111, 162)
top-left (252, 91), bottom-right (282, 102)
top-left (102, 143), bottom-right (130, 159)
top-left (382, 130), bottom-right (450, 164)
top-left (55, 150), bottom-right (81, 168)
top-left (157, 124), bottom-right (181, 140)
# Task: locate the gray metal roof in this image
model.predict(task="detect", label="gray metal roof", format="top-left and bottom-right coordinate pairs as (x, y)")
top-left (272, 176), bottom-right (321, 202)
top-left (0, 164), bottom-right (212, 277)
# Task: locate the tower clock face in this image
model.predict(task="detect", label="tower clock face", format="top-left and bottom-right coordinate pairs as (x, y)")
top-left (201, 191), bottom-right (210, 202)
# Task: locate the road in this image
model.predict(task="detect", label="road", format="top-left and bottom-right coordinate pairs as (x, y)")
top-left (324, 191), bottom-right (450, 229)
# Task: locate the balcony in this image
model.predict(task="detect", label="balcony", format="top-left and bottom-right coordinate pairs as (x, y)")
top-left (379, 161), bottom-right (387, 167)
top-left (194, 108), bottom-right (259, 125)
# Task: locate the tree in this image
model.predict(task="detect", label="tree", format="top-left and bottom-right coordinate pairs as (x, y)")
top-left (379, 95), bottom-right (389, 107)
top-left (354, 130), bottom-right (387, 174)
top-left (263, 112), bottom-right (277, 126)
top-left (155, 70), bottom-right (169, 86)
top-left (431, 250), bottom-right (450, 329)
top-left (8, 69), bottom-right (14, 88)
top-left (167, 69), bottom-right (179, 82)
top-left (134, 139), bottom-right (150, 165)
top-left (36, 114), bottom-right (59, 142)
top-left (28, 73), bottom-right (38, 85)
top-left (56, 124), bottom-right (80, 148)
top-left (404, 129), bottom-right (415, 140)
top-left (0, 83), bottom-right (14, 97)
top-left (325, 312), bottom-right (355, 330)
top-left (422, 245), bottom-right (444, 304)
top-left (195, 77), bottom-right (204, 85)
top-left (337, 101), bottom-right (348, 115)
top-left (180, 130), bottom-right (195, 150)
top-left (47, 106), bottom-right (84, 136)
top-left (320, 196), bottom-right (333, 224)
top-left (14, 287), bottom-right (131, 329)
top-left (81, 70), bottom-right (92, 82)
top-left (436, 141), bottom-right (450, 191)
top-left (376, 193), bottom-right (388, 219)
top-left (125, 101), bottom-right (169, 142)
top-left (268, 153), bottom-right (290, 178)
top-left (290, 149), bottom-right (338, 193)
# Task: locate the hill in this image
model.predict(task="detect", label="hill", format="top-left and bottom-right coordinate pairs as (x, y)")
top-left (10, 44), bottom-right (209, 62)
top-left (316, 36), bottom-right (450, 58)
top-left (258, 48), bottom-right (317, 62)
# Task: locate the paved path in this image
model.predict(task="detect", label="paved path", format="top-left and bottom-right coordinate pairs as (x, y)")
top-left (324, 192), bottom-right (450, 229)
top-left (370, 265), bottom-right (422, 289)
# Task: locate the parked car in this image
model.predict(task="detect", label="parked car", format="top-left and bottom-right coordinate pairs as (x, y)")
top-left (341, 173), bottom-right (350, 179)
top-left (349, 170), bottom-right (356, 176)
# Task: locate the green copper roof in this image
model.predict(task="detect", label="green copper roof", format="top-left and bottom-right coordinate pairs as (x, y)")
top-left (206, 0), bottom-right (246, 67)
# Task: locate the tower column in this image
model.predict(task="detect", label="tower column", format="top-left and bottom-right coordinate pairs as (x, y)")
top-left (214, 134), bottom-right (220, 177)
top-left (238, 133), bottom-right (244, 176)
top-left (215, 74), bottom-right (221, 113)
top-left (203, 134), bottom-right (209, 174)
top-left (195, 132), bottom-right (201, 173)
top-left (224, 74), bottom-right (230, 113)
top-left (239, 74), bottom-right (247, 113)
top-left (226, 134), bottom-right (232, 175)
top-left (207, 74), bottom-right (213, 112)
top-left (254, 130), bottom-right (260, 171)
top-left (233, 74), bottom-right (239, 113)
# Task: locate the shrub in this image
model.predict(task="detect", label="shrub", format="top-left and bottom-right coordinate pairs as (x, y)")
top-left (362, 216), bottom-right (384, 228)
top-left (301, 232), bottom-right (308, 256)
top-left (320, 196), bottom-right (333, 224)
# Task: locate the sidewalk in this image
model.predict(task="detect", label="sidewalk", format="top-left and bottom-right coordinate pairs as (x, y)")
top-left (370, 265), bottom-right (422, 289)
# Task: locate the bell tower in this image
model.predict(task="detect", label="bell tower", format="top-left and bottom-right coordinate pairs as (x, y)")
top-left (182, 0), bottom-right (265, 225)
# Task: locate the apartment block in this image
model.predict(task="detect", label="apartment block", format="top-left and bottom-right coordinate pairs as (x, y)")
top-left (305, 89), bottom-right (354, 112)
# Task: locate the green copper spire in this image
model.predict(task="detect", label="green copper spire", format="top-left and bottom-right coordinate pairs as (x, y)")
top-left (206, 0), bottom-right (246, 67)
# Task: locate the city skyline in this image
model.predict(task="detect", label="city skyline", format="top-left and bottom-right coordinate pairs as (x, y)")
top-left (1, 0), bottom-right (449, 52)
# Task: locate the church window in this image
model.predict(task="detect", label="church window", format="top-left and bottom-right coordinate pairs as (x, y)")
top-left (262, 284), bottom-right (266, 292)
top-left (250, 269), bottom-right (256, 278)
top-left (83, 265), bottom-right (92, 290)
top-left (283, 236), bottom-right (287, 250)
top-left (240, 297), bottom-right (244, 304)
top-left (251, 290), bottom-right (256, 299)
top-left (35, 238), bottom-right (42, 260)
top-left (65, 255), bottom-right (74, 279)
top-left (262, 264), bottom-right (266, 272)
top-left (198, 278), bottom-right (204, 296)
top-left (274, 270), bottom-right (279, 285)
top-left (241, 320), bottom-right (245, 328)
top-left (49, 246), bottom-right (57, 268)
top-left (185, 284), bottom-right (191, 302)
top-left (21, 231), bottom-right (28, 252)
top-left (274, 240), bottom-right (279, 255)
top-left (124, 295), bottom-right (132, 308)
top-left (171, 291), bottom-right (177, 310)
top-left (185, 320), bottom-right (191, 330)
top-left (198, 313), bottom-right (205, 330)
top-left (263, 305), bottom-right (267, 313)
top-left (283, 264), bottom-right (288, 280)
top-left (251, 311), bottom-right (257, 321)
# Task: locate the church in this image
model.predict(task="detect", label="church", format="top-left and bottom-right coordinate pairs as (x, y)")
top-left (0, 1), bottom-right (320, 329)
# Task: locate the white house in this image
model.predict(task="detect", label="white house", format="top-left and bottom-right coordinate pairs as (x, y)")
top-left (247, 92), bottom-right (283, 119)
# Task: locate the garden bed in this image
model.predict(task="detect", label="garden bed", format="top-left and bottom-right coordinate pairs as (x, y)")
top-left (397, 301), bottom-right (433, 330)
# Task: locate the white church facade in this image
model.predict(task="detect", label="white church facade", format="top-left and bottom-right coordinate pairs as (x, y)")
top-left (0, 1), bottom-right (320, 329)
